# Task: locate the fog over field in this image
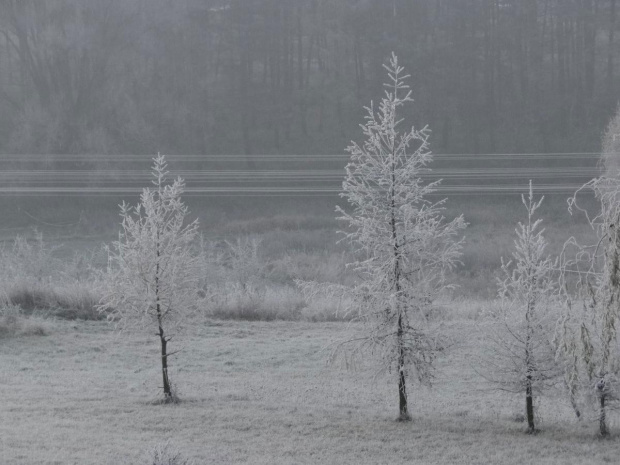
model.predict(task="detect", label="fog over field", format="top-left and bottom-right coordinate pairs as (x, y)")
top-left (1, 1), bottom-right (620, 464)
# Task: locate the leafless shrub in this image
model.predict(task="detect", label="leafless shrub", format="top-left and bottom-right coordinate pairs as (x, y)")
top-left (143, 440), bottom-right (194, 465)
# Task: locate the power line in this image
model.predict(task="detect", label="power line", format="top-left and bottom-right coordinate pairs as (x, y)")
top-left (0, 152), bottom-right (609, 196)
top-left (0, 184), bottom-right (598, 196)
top-left (0, 168), bottom-right (605, 177)
top-left (0, 152), bottom-right (612, 161)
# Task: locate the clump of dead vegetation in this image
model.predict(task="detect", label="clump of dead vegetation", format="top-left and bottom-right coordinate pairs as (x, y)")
top-left (0, 304), bottom-right (46, 338)
top-left (0, 231), bottom-right (103, 321)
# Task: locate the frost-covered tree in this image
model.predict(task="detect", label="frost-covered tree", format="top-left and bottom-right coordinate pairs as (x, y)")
top-left (99, 154), bottom-right (200, 402)
top-left (225, 236), bottom-right (263, 293)
top-left (334, 53), bottom-right (466, 420)
top-left (557, 175), bottom-right (620, 436)
top-left (602, 104), bottom-right (620, 177)
top-left (481, 182), bottom-right (559, 433)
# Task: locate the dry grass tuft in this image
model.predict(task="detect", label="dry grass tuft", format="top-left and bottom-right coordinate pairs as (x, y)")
top-left (0, 305), bottom-right (47, 338)
top-left (142, 440), bottom-right (194, 465)
top-left (6, 283), bottom-right (103, 320)
top-left (208, 285), bottom-right (306, 321)
top-left (0, 232), bottom-right (104, 321)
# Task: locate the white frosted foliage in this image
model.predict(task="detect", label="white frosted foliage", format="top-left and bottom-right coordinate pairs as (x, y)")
top-left (557, 175), bottom-right (620, 435)
top-left (98, 154), bottom-right (200, 401)
top-left (483, 181), bottom-right (559, 432)
top-left (333, 53), bottom-right (466, 420)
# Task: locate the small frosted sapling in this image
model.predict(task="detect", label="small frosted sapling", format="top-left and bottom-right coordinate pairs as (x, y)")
top-left (99, 154), bottom-right (200, 402)
top-left (332, 52), bottom-right (465, 420)
top-left (481, 182), bottom-right (560, 434)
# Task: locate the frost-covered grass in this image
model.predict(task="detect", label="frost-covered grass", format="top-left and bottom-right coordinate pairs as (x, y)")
top-left (1, 311), bottom-right (618, 464)
top-left (0, 233), bottom-right (103, 320)
top-left (5, 282), bottom-right (102, 320)
top-left (0, 304), bottom-right (48, 338)
top-left (0, 221), bottom-right (593, 323)
top-left (0, 207), bottom-right (596, 324)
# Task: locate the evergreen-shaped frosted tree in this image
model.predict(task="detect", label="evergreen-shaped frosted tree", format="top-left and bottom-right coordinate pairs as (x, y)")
top-left (336, 53), bottom-right (466, 420)
top-left (99, 154), bottom-right (200, 402)
top-left (482, 182), bottom-right (559, 433)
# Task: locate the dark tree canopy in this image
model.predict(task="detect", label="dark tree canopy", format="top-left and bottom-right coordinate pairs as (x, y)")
top-left (0, 0), bottom-right (618, 160)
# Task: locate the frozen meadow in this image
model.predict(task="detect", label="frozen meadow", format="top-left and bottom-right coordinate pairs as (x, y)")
top-left (2, 310), bottom-right (620, 465)
top-left (0, 190), bottom-right (617, 464)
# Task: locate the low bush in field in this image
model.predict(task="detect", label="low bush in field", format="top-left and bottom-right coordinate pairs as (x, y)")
top-left (0, 232), bottom-right (104, 320)
top-left (0, 304), bottom-right (46, 338)
top-left (141, 441), bottom-right (194, 465)
top-left (267, 251), bottom-right (350, 286)
top-left (206, 283), bottom-right (353, 322)
top-left (208, 284), bottom-right (306, 321)
top-left (5, 282), bottom-right (102, 320)
top-left (300, 293), bottom-right (354, 322)
top-left (200, 235), bottom-right (352, 322)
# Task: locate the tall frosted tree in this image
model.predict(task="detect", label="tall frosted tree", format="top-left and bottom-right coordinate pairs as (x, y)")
top-left (482, 182), bottom-right (559, 433)
top-left (99, 154), bottom-right (200, 402)
top-left (557, 174), bottom-right (620, 436)
top-left (602, 104), bottom-right (620, 176)
top-left (336, 53), bottom-right (466, 420)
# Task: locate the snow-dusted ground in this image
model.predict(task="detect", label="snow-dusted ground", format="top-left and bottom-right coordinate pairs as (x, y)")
top-left (1, 311), bottom-right (618, 464)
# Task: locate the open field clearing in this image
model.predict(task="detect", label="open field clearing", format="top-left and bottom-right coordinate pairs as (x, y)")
top-left (1, 313), bottom-right (619, 465)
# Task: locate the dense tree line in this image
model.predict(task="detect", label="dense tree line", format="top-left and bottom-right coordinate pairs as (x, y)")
top-left (0, 0), bottom-right (619, 163)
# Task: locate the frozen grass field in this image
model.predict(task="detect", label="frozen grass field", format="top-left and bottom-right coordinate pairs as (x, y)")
top-left (1, 310), bottom-right (619, 464)
top-left (0, 197), bottom-right (615, 463)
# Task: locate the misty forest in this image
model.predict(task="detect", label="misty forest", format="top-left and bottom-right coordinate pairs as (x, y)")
top-left (2, 1), bottom-right (620, 464)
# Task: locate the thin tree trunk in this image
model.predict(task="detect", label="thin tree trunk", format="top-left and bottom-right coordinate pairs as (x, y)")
top-left (599, 394), bottom-right (608, 437)
top-left (525, 239), bottom-right (536, 433)
top-left (155, 224), bottom-right (173, 401)
top-left (524, 320), bottom-right (535, 432)
top-left (390, 94), bottom-right (409, 421)
top-left (393, 176), bottom-right (408, 421)
top-left (526, 375), bottom-right (535, 433)
top-left (567, 379), bottom-right (581, 419)
top-left (397, 314), bottom-right (408, 420)
top-left (159, 322), bottom-right (172, 399)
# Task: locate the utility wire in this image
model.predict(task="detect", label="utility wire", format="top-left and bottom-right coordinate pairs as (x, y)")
top-left (0, 151), bottom-right (613, 161)
top-left (0, 151), bottom-right (609, 196)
